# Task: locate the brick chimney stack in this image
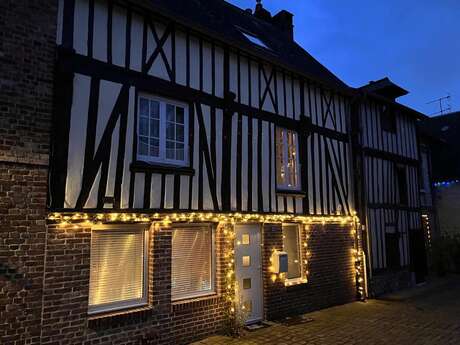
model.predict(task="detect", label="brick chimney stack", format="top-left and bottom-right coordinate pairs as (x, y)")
top-left (253, 1), bottom-right (294, 40)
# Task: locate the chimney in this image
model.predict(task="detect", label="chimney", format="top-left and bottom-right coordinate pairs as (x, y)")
top-left (254, 0), bottom-right (272, 21)
top-left (272, 10), bottom-right (294, 40)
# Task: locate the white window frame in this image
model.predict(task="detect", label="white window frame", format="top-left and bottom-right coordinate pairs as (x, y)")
top-left (282, 224), bottom-right (304, 283)
top-left (276, 128), bottom-right (301, 190)
top-left (137, 93), bottom-right (189, 167)
top-left (88, 224), bottom-right (149, 315)
top-left (171, 224), bottom-right (216, 301)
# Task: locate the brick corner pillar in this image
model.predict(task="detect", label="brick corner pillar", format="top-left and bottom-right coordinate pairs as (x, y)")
top-left (0, 0), bottom-right (58, 344)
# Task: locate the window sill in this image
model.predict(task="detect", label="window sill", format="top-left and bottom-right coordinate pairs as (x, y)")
top-left (276, 189), bottom-right (306, 197)
top-left (172, 293), bottom-right (220, 311)
top-left (131, 161), bottom-right (195, 175)
top-left (284, 278), bottom-right (308, 287)
top-left (88, 305), bottom-right (153, 328)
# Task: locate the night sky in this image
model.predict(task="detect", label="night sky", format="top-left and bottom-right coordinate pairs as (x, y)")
top-left (228, 0), bottom-right (460, 116)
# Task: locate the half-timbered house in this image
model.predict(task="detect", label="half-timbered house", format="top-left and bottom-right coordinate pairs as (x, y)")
top-left (353, 78), bottom-right (428, 292)
top-left (1, 0), bottom-right (431, 344)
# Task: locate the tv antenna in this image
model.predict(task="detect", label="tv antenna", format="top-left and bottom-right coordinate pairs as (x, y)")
top-left (427, 94), bottom-right (451, 116)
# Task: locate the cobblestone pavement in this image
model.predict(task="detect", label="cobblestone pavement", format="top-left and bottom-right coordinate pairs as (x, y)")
top-left (191, 275), bottom-right (460, 345)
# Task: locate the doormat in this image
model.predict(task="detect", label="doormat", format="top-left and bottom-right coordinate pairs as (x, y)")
top-left (280, 315), bottom-right (314, 327)
top-left (245, 321), bottom-right (273, 331)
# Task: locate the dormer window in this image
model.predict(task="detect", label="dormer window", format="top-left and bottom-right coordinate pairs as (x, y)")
top-left (238, 29), bottom-right (270, 49)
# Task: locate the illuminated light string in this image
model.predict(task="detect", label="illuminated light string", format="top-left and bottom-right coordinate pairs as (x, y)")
top-left (47, 211), bottom-right (358, 227)
top-left (434, 180), bottom-right (460, 187)
top-left (421, 214), bottom-right (432, 249)
top-left (48, 211), bottom-right (366, 310)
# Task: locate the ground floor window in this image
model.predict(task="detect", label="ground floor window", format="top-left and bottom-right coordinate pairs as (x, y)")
top-left (88, 225), bottom-right (149, 314)
top-left (282, 224), bottom-right (303, 281)
top-left (172, 225), bottom-right (215, 300)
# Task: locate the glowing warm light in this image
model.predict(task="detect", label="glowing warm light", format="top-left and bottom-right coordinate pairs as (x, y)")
top-left (47, 211), bottom-right (365, 307)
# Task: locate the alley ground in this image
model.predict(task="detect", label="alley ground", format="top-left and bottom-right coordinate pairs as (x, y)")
top-left (191, 275), bottom-right (460, 345)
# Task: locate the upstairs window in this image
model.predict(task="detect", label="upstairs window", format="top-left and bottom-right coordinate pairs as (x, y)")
top-left (396, 165), bottom-right (408, 205)
top-left (138, 95), bottom-right (188, 166)
top-left (276, 128), bottom-right (301, 190)
top-left (381, 105), bottom-right (397, 133)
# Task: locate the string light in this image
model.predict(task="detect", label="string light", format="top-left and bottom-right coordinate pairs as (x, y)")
top-left (47, 211), bottom-right (366, 311)
top-left (47, 211), bottom-right (357, 226)
top-left (434, 180), bottom-right (460, 187)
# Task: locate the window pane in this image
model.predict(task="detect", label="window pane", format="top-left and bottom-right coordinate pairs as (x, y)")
top-left (176, 124), bottom-right (184, 142)
top-left (139, 98), bottom-right (149, 116)
top-left (276, 128), bottom-right (286, 186)
top-left (283, 225), bottom-right (301, 280)
top-left (139, 117), bottom-right (149, 136)
top-left (176, 107), bottom-right (184, 124)
top-left (166, 140), bottom-right (175, 159)
top-left (166, 122), bottom-right (175, 140)
top-left (89, 228), bottom-right (145, 309)
top-left (166, 104), bottom-right (175, 122)
top-left (150, 119), bottom-right (159, 138)
top-left (172, 227), bottom-right (213, 299)
top-left (176, 143), bottom-right (184, 161)
top-left (287, 131), bottom-right (298, 188)
top-left (138, 136), bottom-right (148, 156)
top-left (149, 138), bottom-right (159, 157)
top-left (149, 100), bottom-right (159, 119)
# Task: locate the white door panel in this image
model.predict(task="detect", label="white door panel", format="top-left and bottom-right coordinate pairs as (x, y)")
top-left (234, 224), bottom-right (263, 324)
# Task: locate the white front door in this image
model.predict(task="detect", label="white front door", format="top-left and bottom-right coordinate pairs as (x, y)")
top-left (234, 224), bottom-right (263, 324)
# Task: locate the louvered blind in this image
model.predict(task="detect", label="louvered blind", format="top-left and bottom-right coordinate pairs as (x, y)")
top-left (88, 227), bottom-right (146, 313)
top-left (283, 225), bottom-right (301, 280)
top-left (172, 226), bottom-right (214, 300)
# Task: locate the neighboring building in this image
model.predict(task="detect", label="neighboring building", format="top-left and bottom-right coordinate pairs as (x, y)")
top-left (0, 1), bottom-right (430, 344)
top-left (422, 111), bottom-right (460, 235)
top-left (353, 78), bottom-right (428, 292)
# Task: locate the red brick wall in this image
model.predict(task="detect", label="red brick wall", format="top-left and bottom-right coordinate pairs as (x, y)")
top-left (0, 165), bottom-right (49, 344)
top-left (0, 0), bottom-right (56, 165)
top-left (40, 223), bottom-right (230, 345)
top-left (263, 223), bottom-right (357, 320)
top-left (0, 1), bottom-right (57, 344)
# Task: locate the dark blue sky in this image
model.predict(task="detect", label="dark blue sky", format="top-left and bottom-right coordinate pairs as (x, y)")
top-left (228, 0), bottom-right (460, 115)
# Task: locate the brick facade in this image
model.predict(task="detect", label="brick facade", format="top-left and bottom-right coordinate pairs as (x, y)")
top-left (0, 0), bottom-right (57, 344)
top-left (263, 224), bottom-right (357, 320)
top-left (10, 221), bottom-right (357, 345)
top-left (39, 223), bottom-right (230, 345)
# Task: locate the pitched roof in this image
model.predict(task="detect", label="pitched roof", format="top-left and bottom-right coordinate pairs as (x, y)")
top-left (132, 0), bottom-right (349, 90)
top-left (421, 111), bottom-right (460, 180)
top-left (359, 77), bottom-right (409, 100)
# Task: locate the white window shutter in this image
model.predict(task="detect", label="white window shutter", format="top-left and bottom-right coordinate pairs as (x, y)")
top-left (171, 226), bottom-right (214, 300)
top-left (88, 226), bottom-right (147, 313)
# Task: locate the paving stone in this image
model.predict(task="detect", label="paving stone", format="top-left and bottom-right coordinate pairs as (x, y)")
top-left (191, 275), bottom-right (460, 345)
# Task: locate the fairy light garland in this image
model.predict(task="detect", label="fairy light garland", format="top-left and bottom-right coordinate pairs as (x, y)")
top-left (222, 223), bottom-right (237, 316)
top-left (352, 216), bottom-right (366, 300)
top-left (47, 211), bottom-right (358, 227)
top-left (47, 211), bottom-right (366, 305)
